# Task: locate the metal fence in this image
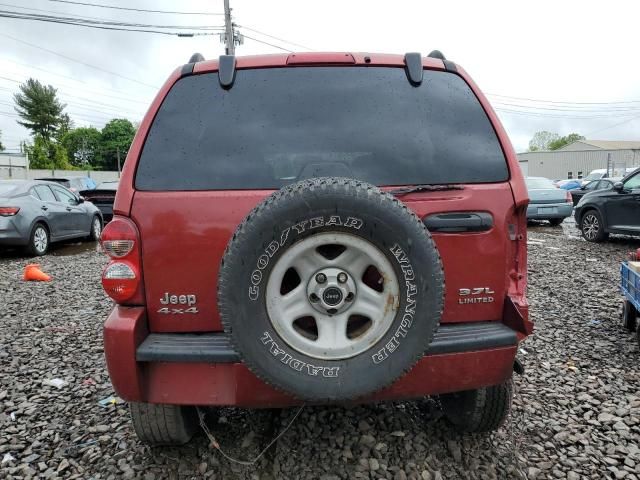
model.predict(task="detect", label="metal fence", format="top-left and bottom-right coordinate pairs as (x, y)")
top-left (0, 154), bottom-right (119, 183)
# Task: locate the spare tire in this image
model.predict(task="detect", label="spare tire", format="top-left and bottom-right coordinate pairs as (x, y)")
top-left (218, 178), bottom-right (444, 401)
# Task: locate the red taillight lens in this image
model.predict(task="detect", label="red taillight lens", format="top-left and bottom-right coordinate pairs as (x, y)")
top-left (100, 216), bottom-right (144, 305)
top-left (566, 191), bottom-right (572, 203)
top-left (0, 207), bottom-right (20, 216)
top-left (102, 262), bottom-right (138, 302)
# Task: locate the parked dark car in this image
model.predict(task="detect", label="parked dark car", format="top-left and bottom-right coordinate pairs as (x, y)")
top-left (526, 177), bottom-right (573, 225)
top-left (569, 178), bottom-right (621, 206)
top-left (80, 181), bottom-right (118, 222)
top-left (0, 180), bottom-right (102, 255)
top-left (35, 176), bottom-right (96, 193)
top-left (575, 169), bottom-right (640, 242)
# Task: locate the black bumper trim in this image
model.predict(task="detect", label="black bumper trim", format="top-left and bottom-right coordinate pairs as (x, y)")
top-left (136, 322), bottom-right (517, 363)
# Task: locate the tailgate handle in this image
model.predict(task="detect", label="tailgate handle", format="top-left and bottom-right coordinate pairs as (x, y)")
top-left (423, 212), bottom-right (493, 232)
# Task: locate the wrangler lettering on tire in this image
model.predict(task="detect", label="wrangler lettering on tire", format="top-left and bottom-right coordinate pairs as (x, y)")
top-left (218, 178), bottom-right (444, 401)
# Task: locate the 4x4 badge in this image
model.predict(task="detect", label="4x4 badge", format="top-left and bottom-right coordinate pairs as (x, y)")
top-left (458, 287), bottom-right (494, 305)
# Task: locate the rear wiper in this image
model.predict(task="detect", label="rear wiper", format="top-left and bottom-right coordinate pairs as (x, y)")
top-left (387, 184), bottom-right (465, 196)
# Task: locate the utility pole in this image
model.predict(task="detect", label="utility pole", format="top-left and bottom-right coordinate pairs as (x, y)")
top-left (223, 0), bottom-right (235, 55)
top-left (116, 147), bottom-right (121, 178)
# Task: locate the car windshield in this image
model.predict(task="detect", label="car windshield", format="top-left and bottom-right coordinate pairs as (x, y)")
top-left (526, 178), bottom-right (555, 189)
top-left (0, 183), bottom-right (19, 196)
top-left (136, 67), bottom-right (509, 190)
top-left (584, 172), bottom-right (604, 181)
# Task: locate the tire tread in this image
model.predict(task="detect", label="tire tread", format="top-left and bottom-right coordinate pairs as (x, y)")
top-left (129, 402), bottom-right (196, 446)
top-left (440, 380), bottom-right (513, 433)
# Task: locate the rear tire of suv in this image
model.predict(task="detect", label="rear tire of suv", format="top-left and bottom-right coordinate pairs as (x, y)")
top-left (438, 380), bottom-right (513, 433)
top-left (580, 210), bottom-right (608, 242)
top-left (623, 300), bottom-right (638, 332)
top-left (130, 402), bottom-right (197, 446)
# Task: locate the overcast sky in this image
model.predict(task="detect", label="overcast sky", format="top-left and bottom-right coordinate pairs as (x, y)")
top-left (1, 0), bottom-right (639, 154)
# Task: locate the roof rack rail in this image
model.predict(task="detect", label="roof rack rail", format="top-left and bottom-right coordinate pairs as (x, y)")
top-left (427, 50), bottom-right (446, 60)
top-left (427, 50), bottom-right (457, 72)
top-left (188, 53), bottom-right (205, 63)
top-left (404, 52), bottom-right (423, 86)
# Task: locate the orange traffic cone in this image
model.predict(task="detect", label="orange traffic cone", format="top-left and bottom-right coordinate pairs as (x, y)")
top-left (23, 264), bottom-right (52, 282)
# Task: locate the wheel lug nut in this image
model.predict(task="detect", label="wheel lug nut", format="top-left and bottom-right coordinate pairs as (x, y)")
top-left (337, 272), bottom-right (348, 283)
top-left (315, 273), bottom-right (327, 284)
top-left (309, 293), bottom-right (319, 303)
top-left (345, 292), bottom-right (354, 302)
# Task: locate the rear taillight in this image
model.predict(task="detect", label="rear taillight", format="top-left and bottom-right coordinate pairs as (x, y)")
top-left (566, 191), bottom-right (572, 203)
top-left (102, 240), bottom-right (134, 258)
top-left (100, 216), bottom-right (144, 305)
top-left (0, 207), bottom-right (20, 216)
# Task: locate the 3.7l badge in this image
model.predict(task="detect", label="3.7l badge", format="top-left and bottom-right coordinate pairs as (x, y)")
top-left (458, 287), bottom-right (494, 304)
top-left (157, 292), bottom-right (199, 314)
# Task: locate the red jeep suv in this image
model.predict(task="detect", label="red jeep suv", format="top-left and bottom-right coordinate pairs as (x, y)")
top-left (100, 51), bottom-right (531, 445)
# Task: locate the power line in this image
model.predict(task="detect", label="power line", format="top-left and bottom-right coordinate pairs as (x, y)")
top-left (0, 11), bottom-right (224, 36)
top-left (49, 0), bottom-right (224, 15)
top-left (0, 92), bottom-right (142, 117)
top-left (0, 59), bottom-right (153, 105)
top-left (0, 76), bottom-right (146, 114)
top-left (0, 100), bottom-right (134, 125)
top-left (0, 76), bottom-right (150, 114)
top-left (0, 6), bottom-right (226, 30)
top-left (0, 33), bottom-right (159, 90)
top-left (488, 92), bottom-right (640, 106)
top-left (494, 107), bottom-right (638, 120)
top-left (0, 76), bottom-right (19, 84)
top-left (586, 115), bottom-right (640, 136)
top-left (236, 24), bottom-right (313, 51)
top-left (242, 34), bottom-right (293, 52)
top-left (492, 101), bottom-right (640, 114)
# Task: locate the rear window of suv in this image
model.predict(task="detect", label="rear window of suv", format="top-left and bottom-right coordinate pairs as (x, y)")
top-left (136, 67), bottom-right (508, 190)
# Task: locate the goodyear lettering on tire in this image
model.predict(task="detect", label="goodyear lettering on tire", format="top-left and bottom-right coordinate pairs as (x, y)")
top-left (248, 215), bottom-right (363, 300)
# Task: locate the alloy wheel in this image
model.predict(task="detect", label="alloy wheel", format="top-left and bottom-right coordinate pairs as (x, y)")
top-left (33, 226), bottom-right (48, 254)
top-left (92, 217), bottom-right (102, 240)
top-left (265, 232), bottom-right (400, 360)
top-left (582, 213), bottom-right (599, 241)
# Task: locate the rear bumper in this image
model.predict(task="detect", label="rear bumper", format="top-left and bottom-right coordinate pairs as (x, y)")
top-left (526, 202), bottom-right (573, 220)
top-left (105, 305), bottom-right (530, 407)
top-left (0, 217), bottom-right (28, 246)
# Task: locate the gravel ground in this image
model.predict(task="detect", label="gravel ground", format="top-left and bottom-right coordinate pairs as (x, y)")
top-left (1, 221), bottom-right (639, 480)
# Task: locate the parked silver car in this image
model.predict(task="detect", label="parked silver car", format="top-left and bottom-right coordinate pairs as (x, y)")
top-left (0, 180), bottom-right (103, 256)
top-left (525, 176), bottom-right (573, 226)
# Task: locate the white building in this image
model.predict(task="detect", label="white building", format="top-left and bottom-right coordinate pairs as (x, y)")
top-left (517, 140), bottom-right (640, 180)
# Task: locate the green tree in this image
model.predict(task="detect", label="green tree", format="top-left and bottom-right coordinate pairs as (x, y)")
top-left (548, 133), bottom-right (585, 151)
top-left (61, 127), bottom-right (101, 167)
top-left (98, 118), bottom-right (136, 170)
top-left (528, 131), bottom-right (560, 152)
top-left (55, 113), bottom-right (74, 142)
top-left (26, 135), bottom-right (72, 169)
top-left (13, 78), bottom-right (66, 141)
